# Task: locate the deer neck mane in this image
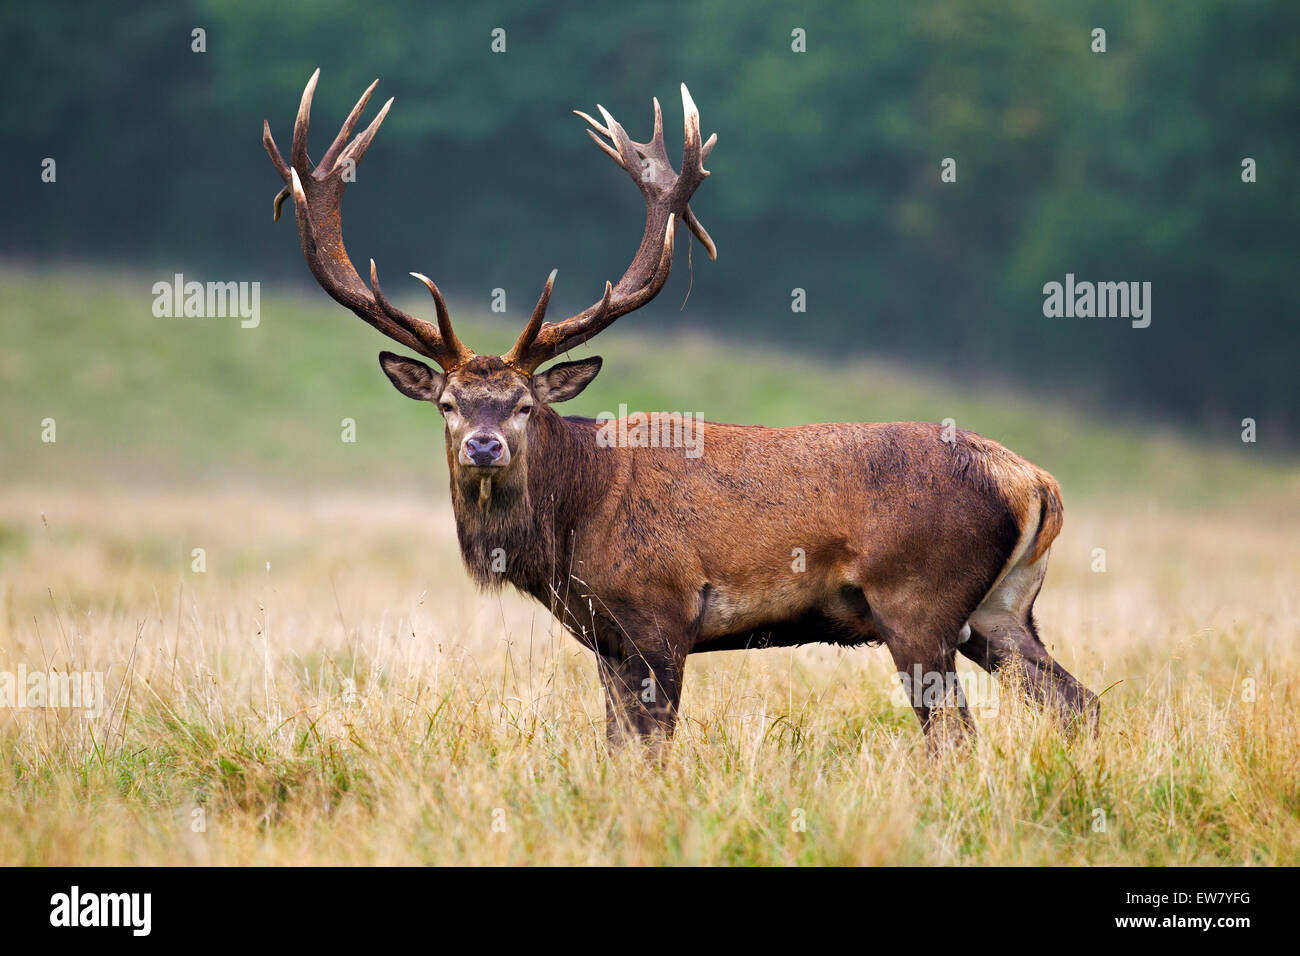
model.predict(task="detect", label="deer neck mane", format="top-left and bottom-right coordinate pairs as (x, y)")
top-left (448, 409), bottom-right (608, 600)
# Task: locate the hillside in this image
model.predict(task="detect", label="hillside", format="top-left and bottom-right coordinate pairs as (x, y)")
top-left (2, 265), bottom-right (1292, 506)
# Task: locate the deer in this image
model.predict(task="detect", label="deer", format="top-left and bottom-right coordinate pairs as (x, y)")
top-left (263, 71), bottom-right (1099, 751)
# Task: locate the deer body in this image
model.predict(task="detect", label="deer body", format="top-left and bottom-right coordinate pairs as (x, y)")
top-left (265, 72), bottom-right (1098, 748)
top-left (447, 402), bottom-right (1089, 741)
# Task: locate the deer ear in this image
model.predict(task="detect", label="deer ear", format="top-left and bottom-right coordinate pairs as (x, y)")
top-left (379, 352), bottom-right (445, 401)
top-left (533, 356), bottom-right (602, 404)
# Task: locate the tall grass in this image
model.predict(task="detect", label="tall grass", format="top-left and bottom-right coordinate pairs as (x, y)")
top-left (2, 487), bottom-right (1296, 865)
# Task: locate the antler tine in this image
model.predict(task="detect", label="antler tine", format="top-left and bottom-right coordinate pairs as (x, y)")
top-left (320, 78), bottom-right (379, 172)
top-left (572, 109), bottom-right (609, 137)
top-left (410, 272), bottom-right (473, 368)
top-left (573, 108), bottom-right (621, 164)
top-left (506, 87), bottom-right (716, 372)
top-left (291, 68), bottom-right (320, 171)
top-left (337, 96), bottom-right (394, 171)
top-left (265, 70), bottom-right (471, 370)
top-left (577, 122), bottom-right (622, 165)
top-left (263, 121), bottom-right (290, 181)
top-left (639, 96), bottom-right (672, 168)
top-left (502, 269), bottom-right (558, 368)
top-left (679, 84), bottom-right (702, 182)
top-left (368, 260), bottom-right (447, 357)
top-left (598, 105), bottom-right (642, 176)
top-left (701, 132), bottom-right (717, 163)
top-left (263, 121), bottom-right (293, 221)
top-left (683, 207), bottom-right (717, 261)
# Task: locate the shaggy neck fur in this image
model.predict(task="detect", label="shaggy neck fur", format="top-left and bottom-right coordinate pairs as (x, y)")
top-left (447, 409), bottom-right (608, 604)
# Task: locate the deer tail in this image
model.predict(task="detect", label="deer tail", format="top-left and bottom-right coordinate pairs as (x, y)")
top-left (1026, 471), bottom-right (1064, 564)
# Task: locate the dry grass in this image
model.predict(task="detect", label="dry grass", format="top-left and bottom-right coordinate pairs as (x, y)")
top-left (1, 484), bottom-right (1298, 865)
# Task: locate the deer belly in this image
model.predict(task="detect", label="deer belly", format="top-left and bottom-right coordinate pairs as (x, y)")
top-left (696, 579), bottom-right (820, 638)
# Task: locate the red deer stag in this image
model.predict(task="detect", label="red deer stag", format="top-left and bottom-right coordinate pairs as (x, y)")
top-left (264, 71), bottom-right (1098, 749)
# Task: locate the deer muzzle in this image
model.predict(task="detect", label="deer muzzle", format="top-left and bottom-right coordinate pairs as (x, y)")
top-left (461, 433), bottom-right (508, 468)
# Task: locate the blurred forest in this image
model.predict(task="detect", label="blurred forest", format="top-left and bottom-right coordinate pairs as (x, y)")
top-left (2, 0), bottom-right (1296, 437)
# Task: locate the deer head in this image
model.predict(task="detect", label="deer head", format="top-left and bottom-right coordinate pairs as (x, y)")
top-left (264, 70), bottom-right (715, 504)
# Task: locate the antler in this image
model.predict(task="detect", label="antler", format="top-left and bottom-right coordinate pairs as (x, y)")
top-left (263, 69), bottom-right (473, 370)
top-left (502, 84), bottom-right (717, 373)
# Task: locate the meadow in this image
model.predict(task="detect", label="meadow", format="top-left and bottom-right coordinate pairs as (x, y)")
top-left (2, 267), bottom-right (1297, 865)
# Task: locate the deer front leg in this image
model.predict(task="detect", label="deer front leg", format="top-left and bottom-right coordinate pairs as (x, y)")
top-left (596, 640), bottom-right (686, 746)
top-left (886, 635), bottom-right (975, 755)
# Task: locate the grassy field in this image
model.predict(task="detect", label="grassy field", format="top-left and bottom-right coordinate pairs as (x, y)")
top-left (2, 267), bottom-right (1298, 864)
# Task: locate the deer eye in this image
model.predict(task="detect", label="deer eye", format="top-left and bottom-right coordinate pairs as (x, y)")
top-left (439, 401), bottom-right (455, 414)
top-left (517, 404), bottom-right (534, 417)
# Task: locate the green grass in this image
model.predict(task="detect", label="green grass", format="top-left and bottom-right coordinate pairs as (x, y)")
top-left (2, 263), bottom-right (1291, 503)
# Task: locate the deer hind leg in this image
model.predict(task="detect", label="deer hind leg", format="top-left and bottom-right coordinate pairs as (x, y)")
top-left (961, 555), bottom-right (1099, 734)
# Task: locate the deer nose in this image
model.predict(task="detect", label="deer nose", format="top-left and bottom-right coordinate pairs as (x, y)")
top-left (464, 434), bottom-right (504, 467)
